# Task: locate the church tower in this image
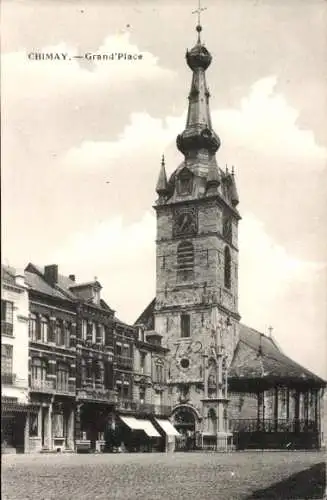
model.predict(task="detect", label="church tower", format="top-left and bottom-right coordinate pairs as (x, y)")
top-left (153, 20), bottom-right (241, 448)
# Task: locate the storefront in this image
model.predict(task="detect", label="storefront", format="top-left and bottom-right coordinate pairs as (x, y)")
top-left (154, 418), bottom-right (181, 452)
top-left (116, 415), bottom-right (162, 452)
top-left (1, 398), bottom-right (38, 453)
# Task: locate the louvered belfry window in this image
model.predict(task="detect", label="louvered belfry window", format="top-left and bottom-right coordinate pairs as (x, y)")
top-left (177, 241), bottom-right (194, 282)
top-left (224, 246), bottom-right (231, 289)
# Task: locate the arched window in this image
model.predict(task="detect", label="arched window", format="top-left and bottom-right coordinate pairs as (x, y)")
top-left (177, 171), bottom-right (193, 195)
top-left (224, 246), bottom-right (231, 289)
top-left (177, 241), bottom-right (194, 282)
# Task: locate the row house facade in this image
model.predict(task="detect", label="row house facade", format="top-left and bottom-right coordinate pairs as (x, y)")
top-left (108, 319), bottom-right (174, 452)
top-left (1, 265), bottom-right (34, 454)
top-left (25, 264), bottom-right (77, 452)
top-left (21, 263), bottom-right (173, 453)
top-left (69, 280), bottom-right (116, 453)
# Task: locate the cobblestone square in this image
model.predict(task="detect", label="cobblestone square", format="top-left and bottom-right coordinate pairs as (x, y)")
top-left (2, 451), bottom-right (326, 500)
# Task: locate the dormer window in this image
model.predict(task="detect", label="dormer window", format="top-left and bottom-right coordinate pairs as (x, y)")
top-left (177, 171), bottom-right (193, 195)
top-left (69, 280), bottom-right (102, 305)
top-left (93, 287), bottom-right (100, 304)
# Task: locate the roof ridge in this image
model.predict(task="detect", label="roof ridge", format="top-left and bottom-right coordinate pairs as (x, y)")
top-left (238, 336), bottom-right (325, 382)
top-left (241, 323), bottom-right (279, 347)
top-left (53, 283), bottom-right (77, 301)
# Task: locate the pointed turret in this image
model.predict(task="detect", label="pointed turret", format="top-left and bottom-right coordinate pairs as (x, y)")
top-left (176, 24), bottom-right (220, 171)
top-left (230, 166), bottom-right (239, 207)
top-left (156, 154), bottom-right (168, 196)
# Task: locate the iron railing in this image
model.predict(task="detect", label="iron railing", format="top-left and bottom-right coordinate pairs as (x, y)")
top-left (56, 381), bottom-right (76, 395)
top-left (77, 387), bottom-right (117, 403)
top-left (30, 378), bottom-right (75, 395)
top-left (116, 355), bottom-right (133, 369)
top-left (230, 418), bottom-right (318, 433)
top-left (30, 378), bottom-right (56, 392)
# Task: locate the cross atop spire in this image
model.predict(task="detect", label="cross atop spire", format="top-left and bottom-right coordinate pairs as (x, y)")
top-left (192, 0), bottom-right (207, 41)
top-left (192, 0), bottom-right (207, 26)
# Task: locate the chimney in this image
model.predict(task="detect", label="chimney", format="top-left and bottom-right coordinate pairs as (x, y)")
top-left (44, 265), bottom-right (58, 286)
top-left (69, 274), bottom-right (76, 282)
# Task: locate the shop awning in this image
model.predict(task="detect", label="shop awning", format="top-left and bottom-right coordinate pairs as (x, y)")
top-left (135, 419), bottom-right (161, 438)
top-left (119, 416), bottom-right (160, 437)
top-left (155, 418), bottom-right (181, 437)
top-left (119, 416), bottom-right (141, 430)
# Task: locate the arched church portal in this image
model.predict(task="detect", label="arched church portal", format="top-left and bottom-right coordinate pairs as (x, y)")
top-left (172, 406), bottom-right (197, 435)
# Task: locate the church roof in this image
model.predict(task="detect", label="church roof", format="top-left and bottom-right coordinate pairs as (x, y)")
top-left (135, 298), bottom-right (325, 385)
top-left (229, 324), bottom-right (325, 385)
top-left (134, 298), bottom-right (156, 330)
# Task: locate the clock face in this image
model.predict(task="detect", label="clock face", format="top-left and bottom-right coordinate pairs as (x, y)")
top-left (173, 340), bottom-right (203, 372)
top-left (174, 208), bottom-right (197, 236)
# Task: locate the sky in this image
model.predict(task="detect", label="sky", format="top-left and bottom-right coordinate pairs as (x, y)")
top-left (2, 0), bottom-right (327, 378)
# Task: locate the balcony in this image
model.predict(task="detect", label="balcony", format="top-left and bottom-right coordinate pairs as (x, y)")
top-left (116, 355), bottom-right (133, 369)
top-left (77, 387), bottom-right (117, 404)
top-left (116, 398), bottom-right (171, 417)
top-left (30, 378), bottom-right (56, 393)
top-left (1, 372), bottom-right (16, 385)
top-left (30, 379), bottom-right (75, 395)
top-left (1, 321), bottom-right (13, 337)
top-left (56, 381), bottom-right (76, 396)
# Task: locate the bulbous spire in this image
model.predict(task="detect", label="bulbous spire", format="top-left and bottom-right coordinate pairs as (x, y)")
top-left (186, 25), bottom-right (212, 71)
top-left (176, 23), bottom-right (220, 160)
